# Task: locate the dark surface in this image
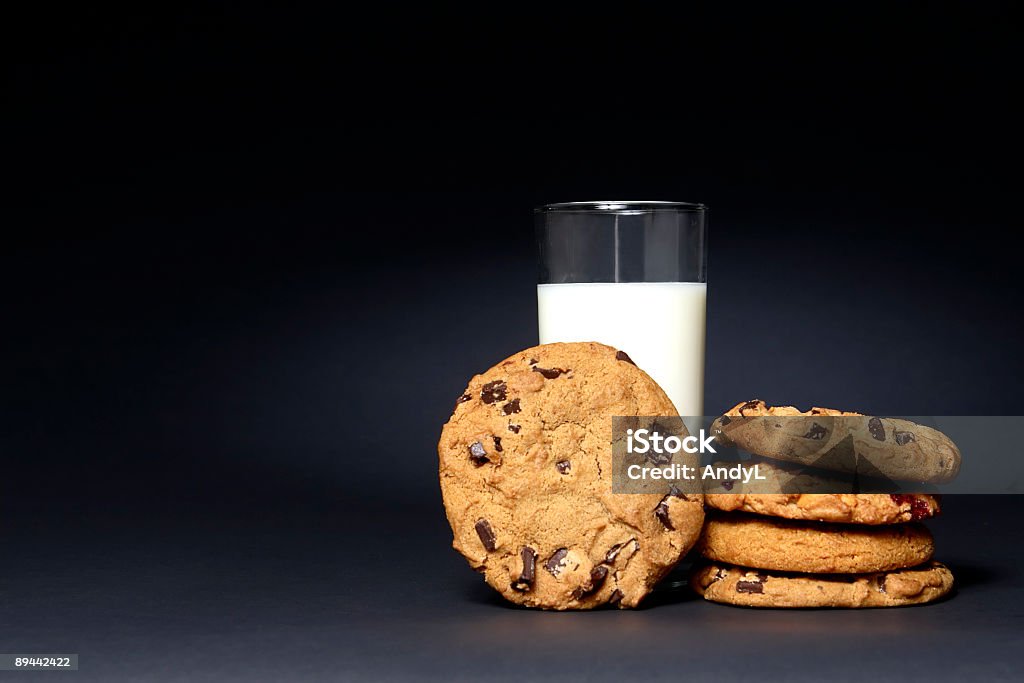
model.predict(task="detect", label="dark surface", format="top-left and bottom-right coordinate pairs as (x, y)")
top-left (4, 496), bottom-right (1022, 682)
top-left (5, 3), bottom-right (1023, 681)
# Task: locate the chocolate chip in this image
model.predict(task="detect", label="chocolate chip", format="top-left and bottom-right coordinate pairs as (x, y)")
top-left (603, 539), bottom-right (638, 565)
top-left (556, 460), bottom-right (571, 474)
top-left (868, 417), bottom-right (886, 441)
top-left (508, 424), bottom-right (521, 433)
top-left (511, 547), bottom-right (537, 591)
top-left (474, 519), bottom-right (496, 551)
top-left (615, 350), bottom-right (636, 365)
top-left (721, 480), bottom-right (734, 491)
top-left (456, 393), bottom-right (472, 406)
top-left (609, 589), bottom-right (624, 604)
top-left (736, 573), bottom-right (766, 594)
top-left (655, 499), bottom-right (673, 530)
top-left (740, 400), bottom-right (761, 413)
top-left (543, 548), bottom-right (569, 577)
top-left (803, 422), bottom-right (828, 440)
top-left (894, 429), bottom-right (916, 446)
top-left (604, 544), bottom-right (623, 564)
top-left (720, 415), bottom-right (732, 425)
top-left (468, 441), bottom-right (489, 466)
top-left (480, 380), bottom-right (507, 404)
top-left (654, 486), bottom-right (693, 529)
top-left (667, 484), bottom-right (693, 501)
top-left (532, 366), bottom-right (567, 379)
top-left (573, 565), bottom-right (609, 599)
top-left (589, 565), bottom-right (609, 591)
top-left (502, 398), bottom-right (521, 415)
top-left (877, 574), bottom-right (888, 594)
top-left (492, 436), bottom-right (503, 452)
top-left (528, 358), bottom-right (538, 365)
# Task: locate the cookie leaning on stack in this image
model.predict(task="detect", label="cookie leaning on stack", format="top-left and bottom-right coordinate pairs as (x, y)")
top-left (692, 400), bottom-right (955, 609)
top-left (439, 342), bottom-right (705, 610)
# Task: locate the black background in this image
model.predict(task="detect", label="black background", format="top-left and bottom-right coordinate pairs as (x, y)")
top-left (5, 3), bottom-right (1023, 681)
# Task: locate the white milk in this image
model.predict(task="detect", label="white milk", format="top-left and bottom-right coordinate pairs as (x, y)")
top-left (537, 282), bottom-right (706, 418)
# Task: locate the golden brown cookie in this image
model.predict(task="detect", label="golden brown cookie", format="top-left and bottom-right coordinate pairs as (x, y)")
top-left (438, 342), bottom-right (705, 610)
top-left (697, 513), bottom-right (934, 573)
top-left (710, 400), bottom-right (960, 484)
top-left (691, 562), bottom-right (954, 608)
top-left (704, 459), bottom-right (940, 525)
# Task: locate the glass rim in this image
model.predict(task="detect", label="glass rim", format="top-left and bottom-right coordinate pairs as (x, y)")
top-left (535, 200), bottom-right (707, 214)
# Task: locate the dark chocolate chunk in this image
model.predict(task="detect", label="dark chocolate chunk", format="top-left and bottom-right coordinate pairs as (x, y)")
top-left (655, 499), bottom-right (673, 530)
top-left (803, 422), bottom-right (828, 440)
top-left (740, 400), bottom-right (761, 413)
top-left (654, 485), bottom-right (694, 529)
top-left (502, 398), bottom-right (521, 415)
top-left (474, 519), bottom-right (497, 551)
top-left (609, 589), bottom-right (624, 604)
top-left (543, 548), bottom-right (569, 577)
top-left (604, 543), bottom-right (623, 564)
top-left (894, 429), bottom-right (916, 446)
top-left (736, 573), bottom-right (766, 594)
top-left (603, 539), bottom-right (638, 565)
top-left (532, 366), bottom-right (567, 379)
top-left (528, 358), bottom-right (538, 365)
top-left (573, 565), bottom-right (609, 599)
top-left (511, 547), bottom-right (537, 591)
top-left (468, 441), bottom-right (489, 466)
top-left (492, 436), bottom-right (503, 452)
top-left (589, 565), bottom-right (609, 591)
top-left (721, 479), bottom-right (734, 491)
top-left (667, 484), bottom-right (693, 501)
top-left (868, 417), bottom-right (886, 441)
top-left (556, 460), bottom-right (571, 474)
top-left (720, 415), bottom-right (732, 425)
top-left (615, 350), bottom-right (636, 365)
top-left (480, 380), bottom-right (507, 404)
top-left (508, 424), bottom-right (521, 433)
top-left (456, 393), bottom-right (472, 406)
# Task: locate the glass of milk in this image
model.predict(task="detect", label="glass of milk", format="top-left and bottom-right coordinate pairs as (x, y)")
top-left (536, 201), bottom-right (708, 419)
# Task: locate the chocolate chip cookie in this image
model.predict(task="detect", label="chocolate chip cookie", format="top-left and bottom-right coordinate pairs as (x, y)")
top-left (697, 513), bottom-right (934, 573)
top-left (691, 561), bottom-right (954, 608)
top-left (711, 400), bottom-right (961, 484)
top-left (438, 342), bottom-right (705, 610)
top-left (705, 491), bottom-right (940, 526)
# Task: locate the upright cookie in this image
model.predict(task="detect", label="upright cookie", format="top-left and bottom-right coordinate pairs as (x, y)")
top-left (697, 513), bottom-right (934, 573)
top-left (438, 342), bottom-right (705, 610)
top-left (711, 400), bottom-right (961, 484)
top-left (691, 562), bottom-right (954, 608)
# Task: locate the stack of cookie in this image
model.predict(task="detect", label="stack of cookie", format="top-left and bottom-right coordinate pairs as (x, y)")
top-left (692, 400), bottom-right (957, 608)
